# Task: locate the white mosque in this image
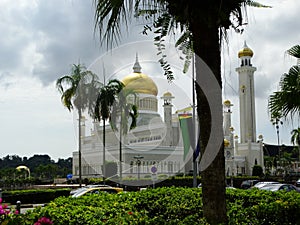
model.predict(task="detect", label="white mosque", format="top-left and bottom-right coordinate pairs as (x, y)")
top-left (72, 42), bottom-right (264, 180)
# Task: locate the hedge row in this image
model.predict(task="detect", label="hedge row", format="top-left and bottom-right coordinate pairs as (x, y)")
top-left (3, 187), bottom-right (300, 224)
top-left (2, 189), bottom-right (71, 204)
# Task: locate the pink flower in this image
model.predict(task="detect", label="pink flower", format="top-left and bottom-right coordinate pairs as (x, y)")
top-left (0, 198), bottom-right (2, 204)
top-left (35, 217), bottom-right (53, 225)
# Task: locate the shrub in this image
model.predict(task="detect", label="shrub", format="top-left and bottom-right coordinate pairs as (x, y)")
top-left (2, 189), bottom-right (71, 204)
top-left (5, 187), bottom-right (300, 224)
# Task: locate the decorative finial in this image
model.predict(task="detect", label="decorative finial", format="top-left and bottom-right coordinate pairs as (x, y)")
top-left (243, 40), bottom-right (248, 48)
top-left (133, 53), bottom-right (142, 73)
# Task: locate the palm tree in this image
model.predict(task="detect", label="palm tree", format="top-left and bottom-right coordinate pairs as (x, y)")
top-left (94, 1), bottom-right (269, 224)
top-left (291, 128), bottom-right (300, 162)
top-left (110, 88), bottom-right (138, 182)
top-left (268, 65), bottom-right (300, 120)
top-left (56, 64), bottom-right (100, 187)
top-left (269, 44), bottom-right (300, 120)
top-left (94, 79), bottom-right (124, 181)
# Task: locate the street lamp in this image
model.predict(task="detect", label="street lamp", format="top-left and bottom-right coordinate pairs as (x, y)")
top-left (271, 114), bottom-right (283, 169)
top-left (133, 155), bottom-right (144, 180)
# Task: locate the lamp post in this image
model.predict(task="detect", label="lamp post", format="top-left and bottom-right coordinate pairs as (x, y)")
top-left (271, 115), bottom-right (283, 170)
top-left (134, 155), bottom-right (144, 180)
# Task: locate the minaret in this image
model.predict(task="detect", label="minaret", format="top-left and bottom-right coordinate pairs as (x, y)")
top-left (133, 53), bottom-right (142, 73)
top-left (236, 41), bottom-right (257, 143)
top-left (223, 100), bottom-right (233, 137)
top-left (161, 92), bottom-right (174, 146)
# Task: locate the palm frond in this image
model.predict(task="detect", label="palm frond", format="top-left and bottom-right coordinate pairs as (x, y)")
top-left (94, 0), bottom-right (135, 48)
top-left (291, 128), bottom-right (300, 146)
top-left (286, 45), bottom-right (300, 59)
top-left (268, 65), bottom-right (300, 120)
top-left (244, 1), bottom-right (272, 8)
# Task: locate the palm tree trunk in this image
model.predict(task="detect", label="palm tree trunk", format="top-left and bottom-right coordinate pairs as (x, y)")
top-left (102, 119), bottom-right (106, 183)
top-left (78, 110), bottom-right (82, 187)
top-left (190, 22), bottom-right (227, 224)
top-left (119, 119), bottom-right (123, 182)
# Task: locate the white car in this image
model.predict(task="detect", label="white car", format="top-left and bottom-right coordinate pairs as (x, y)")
top-left (71, 186), bottom-right (123, 197)
top-left (70, 184), bottom-right (111, 196)
top-left (259, 183), bottom-right (300, 193)
top-left (296, 179), bottom-right (300, 187)
top-left (252, 181), bottom-right (279, 189)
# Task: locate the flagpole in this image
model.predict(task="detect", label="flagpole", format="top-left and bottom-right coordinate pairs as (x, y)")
top-left (192, 53), bottom-right (198, 187)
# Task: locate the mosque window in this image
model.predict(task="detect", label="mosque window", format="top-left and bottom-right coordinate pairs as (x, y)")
top-left (75, 166), bottom-right (79, 175)
top-left (168, 161), bottom-right (173, 173)
top-left (130, 161), bottom-right (133, 173)
top-left (241, 85), bottom-right (245, 94)
top-left (241, 167), bottom-right (245, 175)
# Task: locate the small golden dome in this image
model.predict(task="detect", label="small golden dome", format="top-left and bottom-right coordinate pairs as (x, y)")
top-left (224, 99), bottom-right (231, 106)
top-left (224, 139), bottom-right (230, 147)
top-left (238, 41), bottom-right (253, 58)
top-left (163, 91), bottom-right (172, 97)
top-left (122, 73), bottom-right (158, 96)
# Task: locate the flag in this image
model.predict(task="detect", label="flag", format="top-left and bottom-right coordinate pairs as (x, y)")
top-left (179, 113), bottom-right (195, 160)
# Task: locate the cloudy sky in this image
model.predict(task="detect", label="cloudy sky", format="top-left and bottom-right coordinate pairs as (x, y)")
top-left (0, 0), bottom-right (299, 161)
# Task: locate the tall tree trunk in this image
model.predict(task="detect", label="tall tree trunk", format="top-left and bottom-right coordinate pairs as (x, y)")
top-left (119, 117), bottom-right (123, 182)
top-left (190, 22), bottom-right (227, 224)
top-left (102, 119), bottom-right (106, 183)
top-left (78, 110), bottom-right (82, 187)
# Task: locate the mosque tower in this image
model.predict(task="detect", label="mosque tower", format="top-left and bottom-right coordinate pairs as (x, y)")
top-left (236, 41), bottom-right (257, 143)
top-left (161, 92), bottom-right (174, 146)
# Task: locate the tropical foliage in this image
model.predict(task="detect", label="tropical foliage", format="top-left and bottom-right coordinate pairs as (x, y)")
top-left (291, 128), bottom-right (300, 147)
top-left (286, 44), bottom-right (300, 60)
top-left (56, 64), bottom-right (100, 186)
top-left (291, 128), bottom-right (300, 161)
top-left (0, 155), bottom-right (72, 183)
top-left (94, 79), bottom-right (125, 180)
top-left (110, 87), bottom-right (138, 180)
top-left (5, 187), bottom-right (300, 225)
top-left (269, 45), bottom-right (300, 120)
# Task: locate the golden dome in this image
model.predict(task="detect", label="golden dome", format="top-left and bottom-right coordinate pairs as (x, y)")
top-left (224, 99), bottom-right (231, 106)
top-left (122, 72), bottom-right (158, 96)
top-left (224, 139), bottom-right (230, 147)
top-left (238, 41), bottom-right (253, 58)
top-left (163, 91), bottom-right (172, 97)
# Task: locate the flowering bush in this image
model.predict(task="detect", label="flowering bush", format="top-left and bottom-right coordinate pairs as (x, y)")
top-left (1, 198), bottom-right (53, 225)
top-left (34, 216), bottom-right (53, 225)
top-left (0, 198), bottom-right (19, 224)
